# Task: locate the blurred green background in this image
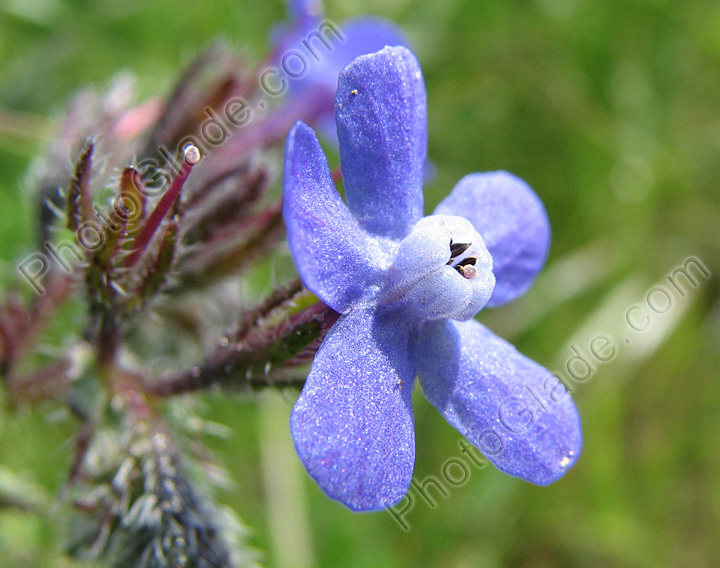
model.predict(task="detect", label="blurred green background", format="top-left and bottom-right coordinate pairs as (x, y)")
top-left (1, 0), bottom-right (719, 566)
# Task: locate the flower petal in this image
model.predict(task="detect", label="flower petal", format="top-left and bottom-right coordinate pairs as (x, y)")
top-left (335, 46), bottom-right (426, 240)
top-left (306, 18), bottom-right (410, 143)
top-left (290, 307), bottom-right (416, 511)
top-left (434, 172), bottom-right (550, 307)
top-left (414, 319), bottom-right (581, 485)
top-left (283, 121), bottom-right (388, 312)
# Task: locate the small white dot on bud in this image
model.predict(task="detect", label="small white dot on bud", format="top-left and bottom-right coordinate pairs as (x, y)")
top-left (183, 144), bottom-right (201, 165)
top-left (461, 265), bottom-right (478, 279)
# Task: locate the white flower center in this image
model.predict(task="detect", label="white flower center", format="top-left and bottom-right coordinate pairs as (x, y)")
top-left (381, 215), bottom-right (495, 321)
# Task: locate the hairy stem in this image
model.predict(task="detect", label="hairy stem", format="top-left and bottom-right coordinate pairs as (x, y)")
top-left (145, 301), bottom-right (338, 397)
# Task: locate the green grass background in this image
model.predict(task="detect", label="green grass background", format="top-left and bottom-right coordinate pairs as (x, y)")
top-left (1, 0), bottom-right (719, 566)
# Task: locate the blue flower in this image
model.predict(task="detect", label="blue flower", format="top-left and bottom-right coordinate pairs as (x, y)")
top-left (271, 0), bottom-right (407, 140)
top-left (282, 46), bottom-right (582, 511)
top-left (278, 0), bottom-right (407, 93)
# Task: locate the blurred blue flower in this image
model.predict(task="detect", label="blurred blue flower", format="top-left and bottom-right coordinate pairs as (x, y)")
top-left (194, 2), bottom-right (407, 193)
top-left (270, 0), bottom-right (407, 139)
top-left (283, 46), bottom-right (582, 511)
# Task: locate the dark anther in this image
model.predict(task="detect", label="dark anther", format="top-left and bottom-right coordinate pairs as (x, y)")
top-left (448, 239), bottom-right (471, 261)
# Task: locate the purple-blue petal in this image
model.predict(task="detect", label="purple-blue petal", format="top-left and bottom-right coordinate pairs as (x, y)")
top-left (336, 46), bottom-right (426, 239)
top-left (434, 172), bottom-right (551, 307)
top-left (414, 318), bottom-right (581, 485)
top-left (283, 121), bottom-right (387, 313)
top-left (290, 307), bottom-right (416, 511)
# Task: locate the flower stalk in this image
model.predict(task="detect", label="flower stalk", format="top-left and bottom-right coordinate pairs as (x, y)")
top-left (124, 144), bottom-right (200, 268)
top-left (145, 295), bottom-right (338, 397)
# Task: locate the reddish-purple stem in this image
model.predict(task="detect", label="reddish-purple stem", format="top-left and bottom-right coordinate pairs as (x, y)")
top-left (125, 152), bottom-right (197, 268)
